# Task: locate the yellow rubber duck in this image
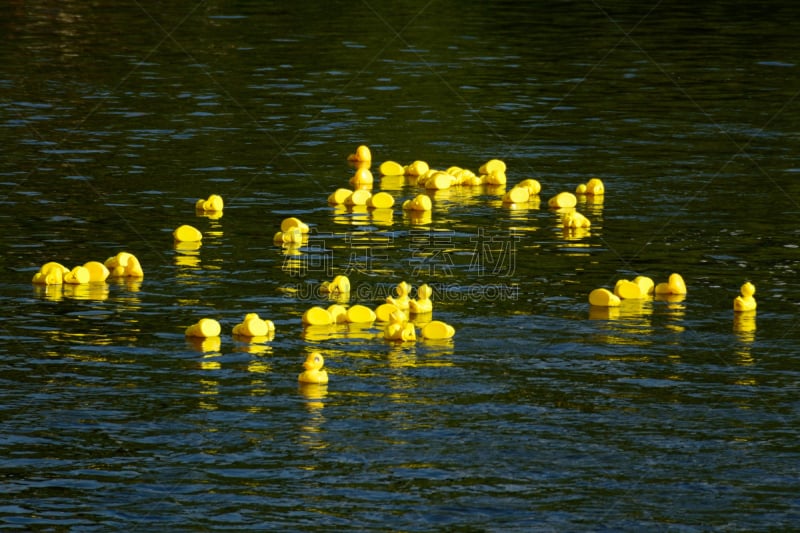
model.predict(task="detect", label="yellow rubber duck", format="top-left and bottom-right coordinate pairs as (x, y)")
top-left (302, 306), bottom-right (334, 326)
top-left (367, 191), bottom-right (395, 209)
top-left (589, 288), bottom-right (621, 307)
top-left (327, 304), bottom-right (348, 323)
top-left (420, 320), bottom-right (455, 340)
top-left (83, 261), bottom-right (110, 282)
top-left (654, 273), bottom-right (687, 295)
top-left (404, 160), bottom-right (429, 177)
top-left (374, 302), bottom-right (400, 322)
top-left (232, 313), bottom-right (275, 337)
top-left (345, 304), bottom-right (376, 323)
top-left (298, 352), bottom-right (329, 384)
top-left (733, 281), bottom-right (756, 312)
top-left (64, 265), bottom-right (91, 285)
top-left (409, 283), bottom-right (433, 314)
top-left (562, 210), bottom-right (591, 229)
top-left (328, 188), bottom-right (353, 205)
top-left (185, 318), bottom-right (221, 338)
top-left (104, 252), bottom-right (144, 278)
top-left (195, 194), bottom-right (224, 212)
top-left (548, 192), bottom-right (577, 209)
top-left (614, 279), bottom-right (644, 299)
top-left (347, 144), bottom-right (372, 163)
top-left (401, 194), bottom-right (432, 212)
top-left (575, 178), bottom-right (605, 195)
top-left (383, 309), bottom-right (416, 341)
top-left (320, 274), bottom-right (351, 296)
top-left (386, 281), bottom-right (411, 310)
top-left (379, 160), bottom-right (405, 176)
top-left (173, 224), bottom-right (203, 243)
top-left (32, 262), bottom-right (69, 285)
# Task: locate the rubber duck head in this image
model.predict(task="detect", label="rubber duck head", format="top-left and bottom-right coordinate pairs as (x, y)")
top-left (347, 145), bottom-right (372, 163)
top-left (299, 352), bottom-right (329, 384)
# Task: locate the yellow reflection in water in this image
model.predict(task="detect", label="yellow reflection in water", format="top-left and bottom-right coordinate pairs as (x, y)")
top-left (298, 383), bottom-right (328, 456)
top-left (369, 207), bottom-right (394, 226)
top-left (733, 311), bottom-right (756, 385)
top-left (301, 324), bottom-right (338, 342)
top-left (33, 284), bottom-right (63, 302)
top-left (63, 282), bottom-right (109, 301)
top-left (403, 210), bottom-right (432, 226)
top-left (187, 336), bottom-right (221, 354)
top-left (733, 312), bottom-right (756, 343)
top-left (379, 175), bottom-right (406, 190)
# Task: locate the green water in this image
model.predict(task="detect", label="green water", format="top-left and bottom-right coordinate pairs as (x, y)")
top-left (1, 1), bottom-right (799, 530)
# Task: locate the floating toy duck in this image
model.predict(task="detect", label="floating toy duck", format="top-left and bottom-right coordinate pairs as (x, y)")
top-left (379, 160), bottom-right (405, 176)
top-left (328, 188), bottom-right (353, 205)
top-left (421, 320), bottom-right (455, 340)
top-left (64, 265), bottom-right (90, 285)
top-left (32, 262), bottom-right (69, 285)
top-left (404, 160), bottom-right (429, 177)
top-left (562, 210), bottom-right (591, 229)
top-left (502, 185), bottom-right (531, 204)
top-left (654, 273), bottom-right (687, 295)
top-left (104, 252), bottom-right (144, 278)
top-left (327, 304), bottom-right (348, 323)
top-left (298, 352), bottom-right (329, 384)
top-left (374, 302), bottom-right (400, 322)
top-left (479, 158), bottom-right (506, 175)
top-left (195, 194), bottom-right (224, 212)
top-left (386, 281), bottom-right (411, 310)
top-left (548, 192), bottom-right (577, 209)
top-left (344, 189), bottom-right (372, 206)
top-left (173, 224), bottom-right (203, 243)
top-left (273, 216), bottom-right (310, 245)
top-left (402, 194), bottom-right (432, 212)
top-left (83, 261), bottom-right (110, 282)
top-left (576, 178), bottom-right (605, 195)
top-left (614, 279), bottom-right (644, 299)
top-left (517, 178), bottom-right (542, 195)
top-left (345, 304), bottom-right (376, 324)
top-left (185, 318), bottom-right (221, 338)
top-left (733, 281), bottom-right (756, 312)
top-left (274, 227), bottom-right (304, 245)
top-left (367, 191), bottom-right (395, 209)
top-left (634, 275), bottom-right (654, 296)
top-left (232, 313), bottom-right (275, 337)
top-left (302, 306), bottom-right (333, 326)
top-left (320, 274), bottom-right (351, 296)
top-left (589, 288), bottom-right (621, 307)
top-left (423, 171), bottom-right (456, 191)
top-left (347, 144), bottom-right (372, 163)
top-left (409, 283), bottom-right (433, 314)
top-left (384, 309), bottom-right (416, 341)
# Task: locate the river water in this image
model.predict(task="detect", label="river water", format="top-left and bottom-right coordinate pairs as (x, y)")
top-left (2, 1), bottom-right (799, 531)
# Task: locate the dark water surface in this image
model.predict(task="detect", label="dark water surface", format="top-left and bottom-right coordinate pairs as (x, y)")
top-left (2, 1), bottom-right (800, 530)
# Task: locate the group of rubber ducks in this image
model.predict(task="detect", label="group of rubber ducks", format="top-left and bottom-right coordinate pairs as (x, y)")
top-left (301, 277), bottom-right (456, 343)
top-left (588, 273), bottom-right (757, 313)
top-left (365, 147), bottom-right (602, 230)
top-left (32, 251), bottom-right (144, 286)
top-left (33, 143), bottom-right (759, 388)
